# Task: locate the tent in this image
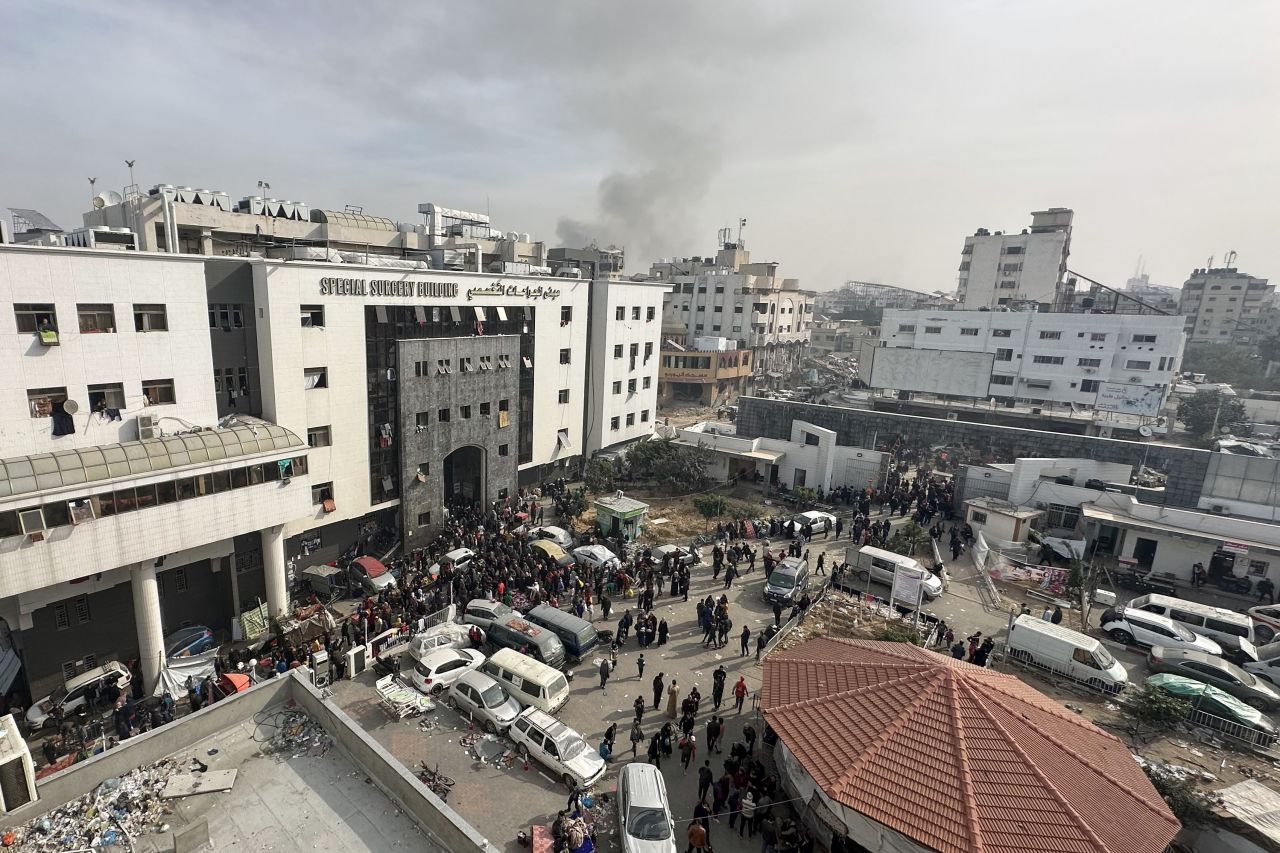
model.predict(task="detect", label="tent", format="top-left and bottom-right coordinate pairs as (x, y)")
top-left (152, 648), bottom-right (219, 698)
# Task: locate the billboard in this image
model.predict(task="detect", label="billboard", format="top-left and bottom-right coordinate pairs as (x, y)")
top-left (867, 348), bottom-right (996, 399)
top-left (1094, 381), bottom-right (1165, 417)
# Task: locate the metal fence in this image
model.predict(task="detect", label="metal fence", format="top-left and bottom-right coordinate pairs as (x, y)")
top-left (1184, 706), bottom-right (1279, 752)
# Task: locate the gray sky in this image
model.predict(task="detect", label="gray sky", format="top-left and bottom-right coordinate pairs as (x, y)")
top-left (2, 1), bottom-right (1277, 292)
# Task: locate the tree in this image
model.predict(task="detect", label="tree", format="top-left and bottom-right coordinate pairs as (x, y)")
top-left (583, 458), bottom-right (615, 495)
top-left (791, 486), bottom-right (818, 510)
top-left (624, 438), bottom-right (715, 494)
top-left (1130, 683), bottom-right (1192, 729)
top-left (692, 494), bottom-right (729, 531)
top-left (888, 521), bottom-right (927, 558)
top-left (561, 487), bottom-right (588, 522)
top-left (874, 622), bottom-right (923, 645)
top-left (1176, 391), bottom-right (1250, 439)
top-left (1065, 559), bottom-right (1086, 598)
top-left (1181, 343), bottom-right (1272, 390)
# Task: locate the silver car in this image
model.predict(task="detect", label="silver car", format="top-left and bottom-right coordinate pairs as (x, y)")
top-left (447, 670), bottom-right (522, 734)
top-left (1148, 645), bottom-right (1280, 711)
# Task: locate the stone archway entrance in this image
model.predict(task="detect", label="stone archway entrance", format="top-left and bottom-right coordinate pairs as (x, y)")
top-left (443, 445), bottom-right (486, 510)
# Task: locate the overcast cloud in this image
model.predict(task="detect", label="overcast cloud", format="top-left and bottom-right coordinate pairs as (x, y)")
top-left (1, 1), bottom-right (1277, 291)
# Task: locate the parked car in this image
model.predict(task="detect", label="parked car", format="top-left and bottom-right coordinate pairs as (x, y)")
top-left (1248, 604), bottom-right (1280, 644)
top-left (617, 762), bottom-right (677, 853)
top-left (409, 622), bottom-right (484, 657)
top-left (1007, 616), bottom-right (1128, 694)
top-left (463, 599), bottom-right (519, 630)
top-left (528, 526), bottom-right (574, 549)
top-left (164, 625), bottom-right (217, 659)
top-left (841, 546), bottom-right (944, 603)
top-left (446, 670), bottom-right (522, 734)
top-left (1244, 646), bottom-right (1280, 688)
top-left (651, 544), bottom-right (699, 569)
top-left (527, 539), bottom-right (576, 568)
top-left (27, 662), bottom-right (132, 729)
top-left (429, 547), bottom-right (476, 580)
top-left (409, 648), bottom-right (485, 696)
top-left (349, 555), bottom-right (396, 595)
top-left (791, 511), bottom-right (837, 534)
top-left (763, 557), bottom-right (810, 606)
top-left (1099, 607), bottom-right (1222, 655)
top-left (509, 707), bottom-right (606, 789)
top-left (1147, 646), bottom-right (1280, 711)
top-left (1146, 673), bottom-right (1278, 748)
top-left (572, 544), bottom-right (620, 572)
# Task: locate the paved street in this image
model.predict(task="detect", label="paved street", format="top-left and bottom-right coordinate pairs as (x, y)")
top-left (330, 524), bottom-right (1012, 853)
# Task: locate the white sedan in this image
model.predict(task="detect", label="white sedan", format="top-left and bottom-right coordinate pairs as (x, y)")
top-left (528, 526), bottom-right (574, 548)
top-left (791, 510), bottom-right (837, 533)
top-left (408, 622), bottom-right (484, 657)
top-left (572, 544), bottom-right (620, 572)
top-left (409, 648), bottom-right (485, 696)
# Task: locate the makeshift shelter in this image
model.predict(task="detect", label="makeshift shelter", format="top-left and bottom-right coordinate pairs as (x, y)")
top-left (761, 637), bottom-right (1180, 853)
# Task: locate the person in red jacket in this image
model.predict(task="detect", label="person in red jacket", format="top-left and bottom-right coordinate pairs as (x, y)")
top-left (733, 676), bottom-right (748, 713)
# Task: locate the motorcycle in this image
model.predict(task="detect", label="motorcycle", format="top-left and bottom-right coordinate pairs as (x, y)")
top-left (1215, 573), bottom-right (1252, 595)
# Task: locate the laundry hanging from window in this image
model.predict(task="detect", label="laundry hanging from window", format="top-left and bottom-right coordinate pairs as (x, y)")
top-left (51, 400), bottom-right (76, 436)
top-left (378, 423), bottom-right (394, 449)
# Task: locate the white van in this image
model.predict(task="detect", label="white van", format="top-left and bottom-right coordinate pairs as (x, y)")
top-left (842, 546), bottom-right (944, 602)
top-left (1006, 615), bottom-right (1128, 693)
top-left (27, 661), bottom-right (132, 729)
top-left (480, 647), bottom-right (571, 714)
top-left (1128, 593), bottom-right (1258, 660)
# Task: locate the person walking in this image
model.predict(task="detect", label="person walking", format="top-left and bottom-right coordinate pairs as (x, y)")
top-left (739, 789), bottom-right (757, 837)
top-left (652, 673), bottom-right (665, 711)
top-left (707, 715), bottom-right (723, 753)
top-left (637, 653), bottom-right (646, 680)
top-left (629, 721), bottom-right (644, 757)
top-left (680, 732), bottom-right (697, 773)
top-left (743, 722), bottom-right (757, 756)
top-left (633, 695), bottom-right (646, 724)
top-left (667, 679), bottom-right (680, 718)
top-left (756, 631), bottom-right (767, 663)
top-left (647, 732), bottom-right (662, 768)
top-left (740, 625), bottom-right (751, 657)
top-left (711, 665), bottom-right (727, 710)
top-left (599, 658), bottom-right (610, 690)
top-left (733, 676), bottom-right (748, 713)
top-left (687, 820), bottom-right (708, 853)
top-left (697, 759), bottom-right (714, 803)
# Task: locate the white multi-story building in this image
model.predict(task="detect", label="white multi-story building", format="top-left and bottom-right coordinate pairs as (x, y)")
top-left (0, 239), bottom-right (663, 701)
top-left (872, 308), bottom-right (1187, 410)
top-left (1179, 267), bottom-right (1274, 345)
top-left (956, 208), bottom-right (1073, 310)
top-left (649, 241), bottom-right (814, 388)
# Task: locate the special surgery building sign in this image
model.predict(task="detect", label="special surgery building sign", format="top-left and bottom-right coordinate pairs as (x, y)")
top-left (319, 277), bottom-right (459, 298)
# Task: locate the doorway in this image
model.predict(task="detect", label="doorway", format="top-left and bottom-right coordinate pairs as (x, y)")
top-left (443, 446), bottom-right (485, 510)
top-left (1133, 537), bottom-right (1159, 569)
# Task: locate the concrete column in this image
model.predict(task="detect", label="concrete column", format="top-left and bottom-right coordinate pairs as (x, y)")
top-left (262, 525), bottom-right (288, 622)
top-left (130, 562), bottom-right (165, 695)
top-left (199, 228), bottom-right (213, 255)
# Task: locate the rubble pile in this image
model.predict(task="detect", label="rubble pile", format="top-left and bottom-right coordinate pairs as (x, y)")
top-left (4, 760), bottom-right (180, 851)
top-left (262, 709), bottom-right (332, 759)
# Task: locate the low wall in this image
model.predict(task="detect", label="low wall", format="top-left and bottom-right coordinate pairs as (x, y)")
top-left (288, 674), bottom-right (499, 853)
top-left (14, 675), bottom-right (292, 821)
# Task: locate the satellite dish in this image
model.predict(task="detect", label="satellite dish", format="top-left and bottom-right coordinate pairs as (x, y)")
top-left (1138, 425), bottom-right (1154, 438)
top-left (92, 195), bottom-right (106, 209)
top-left (63, 399), bottom-right (80, 415)
top-left (92, 191), bottom-right (122, 209)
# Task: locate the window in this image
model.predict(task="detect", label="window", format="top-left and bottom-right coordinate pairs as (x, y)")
top-left (924, 326), bottom-right (942, 334)
top-left (142, 378), bottom-right (175, 405)
top-left (626, 413), bottom-right (635, 427)
top-left (632, 306), bottom-right (641, 320)
top-left (436, 359), bottom-right (452, 375)
top-left (1249, 560), bottom-right (1270, 577)
top-left (301, 304), bottom-right (324, 327)
top-left (307, 425), bottom-right (332, 447)
top-left (615, 307), bottom-right (625, 321)
top-left (646, 307), bottom-right (655, 321)
top-left (1077, 358), bottom-right (1102, 367)
top-left (643, 376), bottom-right (652, 389)
top-left (1038, 331), bottom-right (1062, 340)
top-left (627, 379), bottom-right (637, 395)
top-left (1003, 246), bottom-right (1024, 255)
top-left (970, 511), bottom-right (988, 524)
top-left (613, 345), bottom-right (623, 358)
top-left (498, 444), bottom-right (509, 457)
top-left (560, 306), bottom-right (573, 323)
top-left (1132, 334), bottom-right (1157, 344)
top-left (610, 417), bottom-right (620, 431)
top-left (27, 386), bottom-right (66, 419)
top-left (897, 324), bottom-right (916, 333)
top-left (173, 568), bottom-right (189, 593)
top-left (1081, 379), bottom-right (1100, 392)
top-left (54, 603), bottom-right (70, 631)
top-left (992, 329), bottom-right (1012, 338)
top-left (612, 381), bottom-right (622, 395)
top-left (415, 412), bottom-right (429, 428)
top-left (994, 348), bottom-right (1013, 362)
top-left (133, 304), bottom-right (168, 332)
top-left (1032, 355), bottom-right (1064, 365)
top-left (460, 405), bottom-right (472, 419)
top-left (88, 382), bottom-right (126, 411)
top-left (1045, 504), bottom-right (1081, 529)
top-left (15, 304), bottom-right (57, 333)
top-left (417, 512), bottom-right (431, 527)
top-left (629, 343), bottom-right (639, 357)
top-left (559, 348), bottom-right (571, 364)
top-left (480, 402), bottom-right (491, 416)
top-left (960, 327), bottom-right (979, 336)
top-left (990, 374), bottom-right (1014, 385)
top-left (438, 408), bottom-right (450, 422)
top-left (74, 595), bottom-right (91, 625)
top-left (1090, 333), bottom-right (1107, 342)
top-left (557, 389), bottom-right (570, 404)
top-left (644, 342), bottom-right (653, 361)
top-left (78, 304), bottom-right (116, 333)
top-left (460, 357), bottom-right (473, 373)
top-left (304, 367), bottom-right (327, 389)
top-left (311, 482), bottom-right (333, 505)
top-left (1125, 360), bottom-right (1151, 370)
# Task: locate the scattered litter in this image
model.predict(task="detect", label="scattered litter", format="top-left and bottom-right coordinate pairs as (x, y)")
top-left (264, 709), bottom-right (332, 758)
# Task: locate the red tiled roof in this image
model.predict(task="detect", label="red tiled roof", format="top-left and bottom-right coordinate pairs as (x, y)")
top-left (761, 638), bottom-right (1179, 853)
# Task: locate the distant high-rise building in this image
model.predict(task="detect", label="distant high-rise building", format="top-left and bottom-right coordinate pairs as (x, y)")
top-left (1179, 267), bottom-right (1274, 345)
top-left (956, 208), bottom-right (1073, 310)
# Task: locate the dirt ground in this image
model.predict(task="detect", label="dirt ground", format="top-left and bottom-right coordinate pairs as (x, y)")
top-left (776, 592), bottom-right (1280, 794)
top-left (654, 400), bottom-right (722, 427)
top-left (578, 483), bottom-right (781, 543)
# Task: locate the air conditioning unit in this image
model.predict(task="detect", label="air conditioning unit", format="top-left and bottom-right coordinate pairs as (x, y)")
top-left (1129, 376), bottom-right (1142, 383)
top-left (1210, 504), bottom-right (1228, 514)
top-left (137, 413), bottom-right (160, 440)
top-left (946, 413), bottom-right (959, 421)
top-left (1082, 368), bottom-right (1096, 374)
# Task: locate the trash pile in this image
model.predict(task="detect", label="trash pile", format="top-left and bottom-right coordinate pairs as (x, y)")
top-left (3, 759), bottom-right (180, 850)
top-left (262, 709), bottom-right (332, 759)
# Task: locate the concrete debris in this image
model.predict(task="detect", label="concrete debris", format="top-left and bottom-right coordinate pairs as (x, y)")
top-left (4, 759), bottom-right (180, 850)
top-left (264, 710), bottom-right (332, 758)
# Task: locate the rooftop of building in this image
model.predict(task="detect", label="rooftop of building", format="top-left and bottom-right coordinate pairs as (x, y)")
top-left (7, 671), bottom-right (482, 853)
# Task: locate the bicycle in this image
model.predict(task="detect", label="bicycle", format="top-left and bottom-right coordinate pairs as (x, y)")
top-left (417, 762), bottom-right (455, 801)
